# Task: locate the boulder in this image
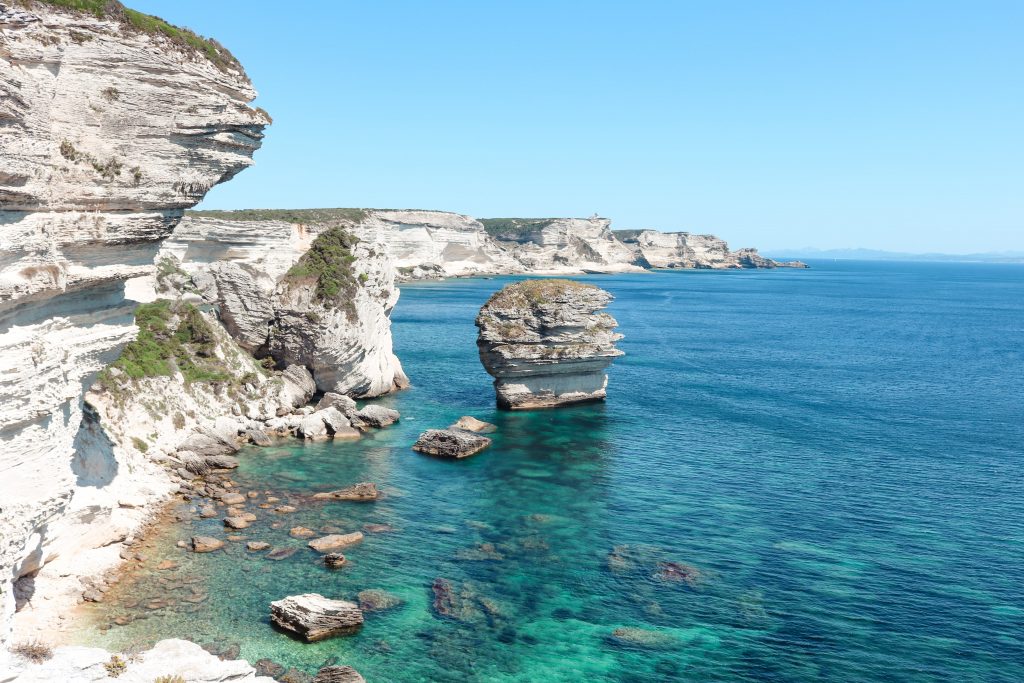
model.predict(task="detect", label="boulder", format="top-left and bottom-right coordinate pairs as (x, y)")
top-left (247, 428), bottom-right (273, 446)
top-left (412, 429), bottom-right (492, 459)
top-left (220, 492), bottom-right (247, 505)
top-left (314, 666), bottom-right (366, 683)
top-left (308, 532), bottom-right (364, 553)
top-left (269, 593), bottom-right (364, 642)
top-left (311, 483), bottom-right (379, 501)
top-left (247, 541), bottom-right (271, 551)
top-left (316, 392), bottom-right (358, 416)
top-left (324, 553), bottom-right (347, 569)
top-left (223, 516), bottom-right (250, 530)
top-left (290, 526), bottom-right (317, 538)
top-left (191, 536), bottom-right (224, 553)
top-left (206, 454), bottom-right (240, 470)
top-left (354, 404), bottom-right (400, 428)
top-left (299, 413), bottom-right (329, 441)
top-left (449, 415), bottom-right (497, 433)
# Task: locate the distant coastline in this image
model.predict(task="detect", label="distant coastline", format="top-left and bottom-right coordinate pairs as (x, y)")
top-left (763, 248), bottom-right (1024, 264)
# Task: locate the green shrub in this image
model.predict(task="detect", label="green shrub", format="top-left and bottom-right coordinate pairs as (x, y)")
top-left (102, 300), bottom-right (230, 385)
top-left (27, 2), bottom-right (242, 73)
top-left (186, 208), bottom-right (369, 225)
top-left (154, 676), bottom-right (186, 683)
top-left (283, 227), bottom-right (363, 318)
top-left (104, 654), bottom-right (127, 677)
top-left (479, 218), bottom-right (557, 239)
top-left (130, 436), bottom-right (148, 452)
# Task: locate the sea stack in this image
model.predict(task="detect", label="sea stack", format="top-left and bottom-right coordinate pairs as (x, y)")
top-left (475, 279), bottom-right (624, 409)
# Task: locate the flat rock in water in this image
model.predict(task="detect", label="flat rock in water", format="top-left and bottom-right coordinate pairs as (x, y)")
top-left (312, 483), bottom-right (378, 501)
top-left (290, 526), bottom-right (317, 538)
top-left (191, 536), bottom-right (224, 553)
top-left (413, 429), bottom-right (492, 459)
top-left (247, 541), bottom-right (271, 551)
top-left (314, 665), bottom-right (366, 683)
top-left (220, 492), bottom-right (247, 505)
top-left (449, 415), bottom-right (497, 433)
top-left (270, 593), bottom-right (363, 642)
top-left (224, 516), bottom-right (250, 530)
top-left (354, 404), bottom-right (400, 428)
top-left (308, 532), bottom-right (364, 552)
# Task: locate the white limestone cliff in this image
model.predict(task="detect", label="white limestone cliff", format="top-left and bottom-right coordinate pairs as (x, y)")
top-left (159, 216), bottom-right (408, 397)
top-left (481, 216), bottom-right (644, 274)
top-left (0, 0), bottom-right (267, 654)
top-left (614, 229), bottom-right (807, 269)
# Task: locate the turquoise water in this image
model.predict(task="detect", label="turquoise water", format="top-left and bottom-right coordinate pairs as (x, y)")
top-left (86, 262), bottom-right (1024, 682)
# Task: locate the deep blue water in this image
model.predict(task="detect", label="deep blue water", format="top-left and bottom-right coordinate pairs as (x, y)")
top-left (88, 261), bottom-right (1024, 682)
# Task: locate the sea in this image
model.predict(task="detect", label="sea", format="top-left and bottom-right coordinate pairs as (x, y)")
top-left (82, 260), bottom-right (1024, 682)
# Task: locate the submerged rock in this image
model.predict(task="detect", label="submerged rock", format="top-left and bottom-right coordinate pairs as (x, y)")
top-left (449, 415), bottom-right (497, 433)
top-left (314, 666), bottom-right (366, 683)
top-left (412, 429), bottom-right (492, 459)
top-left (267, 547), bottom-right (299, 561)
top-left (475, 279), bottom-right (624, 409)
top-left (652, 561), bottom-right (702, 587)
top-left (356, 589), bottom-right (403, 613)
top-left (608, 627), bottom-right (679, 649)
top-left (270, 593), bottom-right (364, 642)
top-left (312, 482), bottom-right (379, 501)
top-left (309, 532), bottom-right (364, 552)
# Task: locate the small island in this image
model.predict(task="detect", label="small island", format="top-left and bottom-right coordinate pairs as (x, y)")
top-left (475, 279), bottom-right (624, 409)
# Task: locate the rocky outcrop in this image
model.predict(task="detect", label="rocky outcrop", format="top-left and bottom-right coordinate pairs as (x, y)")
top-left (476, 279), bottom-right (624, 409)
top-left (412, 429), bottom-right (493, 459)
top-left (0, 0), bottom-right (266, 651)
top-left (269, 593), bottom-right (364, 642)
top-left (314, 666), bottom-right (366, 683)
top-left (5, 638), bottom-right (277, 682)
top-left (614, 229), bottom-right (807, 269)
top-left (158, 218), bottom-right (408, 397)
top-left (449, 415), bottom-right (497, 433)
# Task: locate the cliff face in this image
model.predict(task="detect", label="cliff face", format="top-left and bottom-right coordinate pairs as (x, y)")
top-left (614, 229), bottom-right (807, 269)
top-left (476, 279), bottom-right (624, 410)
top-left (161, 216), bottom-right (408, 397)
top-left (0, 1), bottom-right (267, 648)
top-left (482, 217), bottom-right (643, 274)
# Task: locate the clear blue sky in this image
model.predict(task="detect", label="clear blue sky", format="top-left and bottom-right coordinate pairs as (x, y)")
top-left (131, 0), bottom-right (1023, 253)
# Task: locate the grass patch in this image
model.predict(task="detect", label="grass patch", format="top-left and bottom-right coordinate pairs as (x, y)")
top-left (130, 436), bottom-right (148, 452)
top-left (11, 640), bottom-right (53, 663)
top-left (486, 279), bottom-right (597, 308)
top-left (480, 218), bottom-right (557, 239)
top-left (282, 227), bottom-right (361, 318)
top-left (22, 1), bottom-right (242, 74)
top-left (186, 208), bottom-right (370, 226)
top-left (101, 299), bottom-right (231, 385)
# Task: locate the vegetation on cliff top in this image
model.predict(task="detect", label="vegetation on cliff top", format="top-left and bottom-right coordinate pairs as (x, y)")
top-left (479, 218), bottom-right (558, 239)
top-left (486, 278), bottom-right (597, 308)
top-left (22, 1), bottom-right (242, 74)
top-left (187, 208), bottom-right (370, 226)
top-left (283, 227), bottom-right (362, 318)
top-left (100, 299), bottom-right (230, 385)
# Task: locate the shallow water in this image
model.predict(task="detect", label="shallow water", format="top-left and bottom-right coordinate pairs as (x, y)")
top-left (83, 262), bottom-right (1024, 682)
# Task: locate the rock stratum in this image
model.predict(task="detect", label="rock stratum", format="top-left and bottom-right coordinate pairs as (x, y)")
top-left (185, 209), bottom-right (807, 280)
top-left (476, 279), bottom-right (624, 409)
top-left (0, 0), bottom-right (269, 655)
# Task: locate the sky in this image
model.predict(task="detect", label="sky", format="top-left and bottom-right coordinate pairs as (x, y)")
top-left (130, 0), bottom-right (1023, 253)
